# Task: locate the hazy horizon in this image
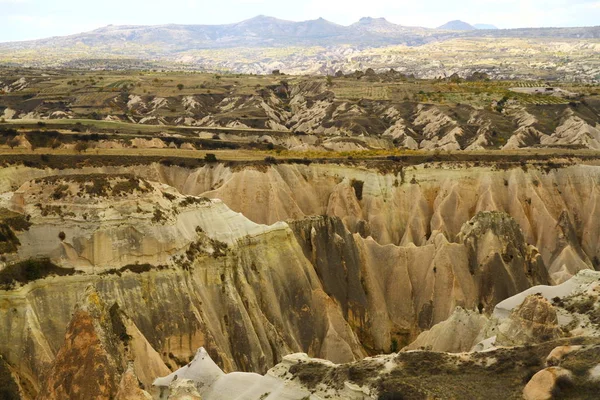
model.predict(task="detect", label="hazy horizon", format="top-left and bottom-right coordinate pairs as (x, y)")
top-left (1, 0), bottom-right (599, 42)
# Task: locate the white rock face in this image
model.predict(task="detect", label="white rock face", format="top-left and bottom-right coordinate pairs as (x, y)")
top-left (494, 269), bottom-right (600, 319)
top-left (154, 348), bottom-right (370, 400)
top-left (154, 348), bottom-right (225, 389)
top-left (167, 379), bottom-right (202, 400)
top-left (7, 175), bottom-right (287, 271)
top-left (407, 269), bottom-right (600, 353)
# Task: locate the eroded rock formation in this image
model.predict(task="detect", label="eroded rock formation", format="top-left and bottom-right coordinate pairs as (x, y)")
top-left (1, 161), bottom-right (599, 398)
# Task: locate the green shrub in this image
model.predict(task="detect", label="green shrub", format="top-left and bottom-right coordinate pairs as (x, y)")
top-left (204, 153), bottom-right (218, 163)
top-left (390, 338), bottom-right (399, 353)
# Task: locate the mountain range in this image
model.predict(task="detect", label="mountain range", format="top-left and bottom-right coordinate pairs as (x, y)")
top-left (1, 15), bottom-right (598, 51)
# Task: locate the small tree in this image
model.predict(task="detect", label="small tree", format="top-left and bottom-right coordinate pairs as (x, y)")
top-left (177, 83), bottom-right (184, 91)
top-left (50, 138), bottom-right (62, 149)
top-left (204, 153), bottom-right (218, 163)
top-left (390, 338), bottom-right (399, 353)
top-left (7, 136), bottom-right (20, 149)
top-left (74, 141), bottom-right (88, 153)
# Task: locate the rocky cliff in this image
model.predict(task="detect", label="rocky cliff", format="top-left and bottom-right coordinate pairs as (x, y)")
top-left (1, 161), bottom-right (599, 398)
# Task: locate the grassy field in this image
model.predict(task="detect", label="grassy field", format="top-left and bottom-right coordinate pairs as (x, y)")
top-left (0, 146), bottom-right (272, 160)
top-left (330, 78), bottom-right (583, 106)
top-left (2, 68), bottom-right (595, 111)
top-left (0, 69), bottom-right (293, 98)
top-left (0, 118), bottom-right (290, 135)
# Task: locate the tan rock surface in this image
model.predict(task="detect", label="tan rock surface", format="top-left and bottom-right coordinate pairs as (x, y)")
top-left (403, 307), bottom-right (489, 352)
top-left (2, 162), bottom-right (600, 398)
top-left (115, 364), bottom-right (153, 400)
top-left (496, 294), bottom-right (561, 346)
top-left (37, 287), bottom-right (124, 400)
top-left (3, 161), bottom-right (600, 285)
top-left (523, 367), bottom-right (572, 400)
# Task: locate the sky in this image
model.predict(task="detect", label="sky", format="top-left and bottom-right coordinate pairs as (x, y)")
top-left (1, 0), bottom-right (599, 42)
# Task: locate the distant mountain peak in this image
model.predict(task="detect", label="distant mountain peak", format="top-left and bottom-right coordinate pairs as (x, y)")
top-left (358, 17), bottom-right (388, 23)
top-left (437, 20), bottom-right (476, 31)
top-left (352, 16), bottom-right (403, 33)
top-left (312, 17), bottom-right (337, 24)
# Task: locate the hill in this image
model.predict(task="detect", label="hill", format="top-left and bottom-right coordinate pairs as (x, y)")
top-left (0, 16), bottom-right (598, 76)
top-left (437, 20), bottom-right (476, 30)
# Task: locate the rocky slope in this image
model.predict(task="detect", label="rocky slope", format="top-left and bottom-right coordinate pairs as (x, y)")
top-left (147, 270), bottom-right (600, 400)
top-left (12, 269), bottom-right (600, 400)
top-left (406, 268), bottom-right (600, 352)
top-left (2, 73), bottom-right (598, 151)
top-left (1, 161), bottom-right (600, 398)
top-left (3, 161), bottom-right (600, 282)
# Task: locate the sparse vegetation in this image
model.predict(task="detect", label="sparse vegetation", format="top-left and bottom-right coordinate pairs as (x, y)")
top-left (204, 153), bottom-right (218, 163)
top-left (390, 338), bottom-right (399, 353)
top-left (0, 357), bottom-right (20, 400)
top-left (289, 362), bottom-right (333, 389)
top-left (0, 258), bottom-right (76, 289)
top-left (74, 141), bottom-right (89, 153)
top-left (0, 208), bottom-right (31, 254)
top-left (152, 208), bottom-right (166, 223)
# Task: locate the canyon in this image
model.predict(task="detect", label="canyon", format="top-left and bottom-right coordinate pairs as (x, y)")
top-left (1, 6), bottom-right (599, 399)
top-left (1, 158), bottom-right (600, 398)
